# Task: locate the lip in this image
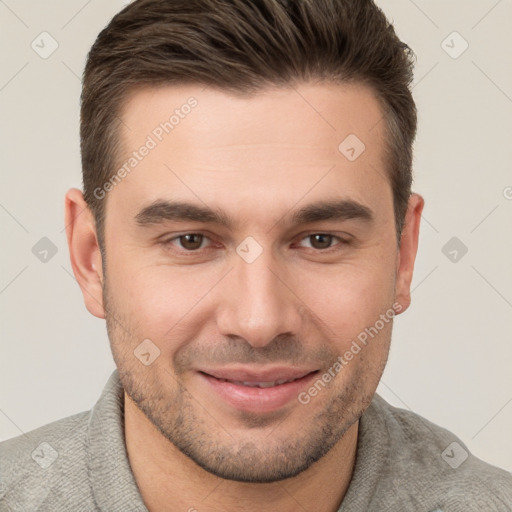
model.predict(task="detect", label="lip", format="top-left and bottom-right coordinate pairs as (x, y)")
top-left (197, 367), bottom-right (320, 414)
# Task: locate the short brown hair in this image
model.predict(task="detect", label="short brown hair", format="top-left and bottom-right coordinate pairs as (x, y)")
top-left (81, 0), bottom-right (416, 247)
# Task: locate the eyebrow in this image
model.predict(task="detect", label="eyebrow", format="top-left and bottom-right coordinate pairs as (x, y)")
top-left (290, 199), bottom-right (373, 226)
top-left (135, 198), bottom-right (374, 229)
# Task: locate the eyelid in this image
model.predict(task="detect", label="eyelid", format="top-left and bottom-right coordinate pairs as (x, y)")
top-left (161, 231), bottom-right (352, 253)
top-left (295, 232), bottom-right (351, 250)
top-left (163, 232), bottom-right (215, 251)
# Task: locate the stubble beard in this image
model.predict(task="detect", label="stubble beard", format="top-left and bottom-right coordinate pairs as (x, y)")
top-left (102, 278), bottom-right (389, 483)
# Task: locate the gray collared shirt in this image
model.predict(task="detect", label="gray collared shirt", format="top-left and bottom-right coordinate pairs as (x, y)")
top-left (1, 370), bottom-right (511, 511)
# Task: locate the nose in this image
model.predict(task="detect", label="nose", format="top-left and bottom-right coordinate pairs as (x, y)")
top-left (215, 247), bottom-right (303, 349)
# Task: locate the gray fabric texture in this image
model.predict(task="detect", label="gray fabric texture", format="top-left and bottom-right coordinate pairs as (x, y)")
top-left (1, 370), bottom-right (511, 511)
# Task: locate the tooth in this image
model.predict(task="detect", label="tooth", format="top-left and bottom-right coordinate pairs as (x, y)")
top-left (239, 381), bottom-right (278, 388)
top-left (258, 381), bottom-right (276, 388)
top-left (222, 378), bottom-right (300, 388)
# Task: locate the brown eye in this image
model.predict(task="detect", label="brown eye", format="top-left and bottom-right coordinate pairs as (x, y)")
top-left (178, 234), bottom-right (204, 250)
top-left (308, 234), bottom-right (334, 250)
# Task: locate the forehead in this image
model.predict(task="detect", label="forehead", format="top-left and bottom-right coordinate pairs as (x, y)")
top-left (108, 82), bottom-right (391, 229)
top-left (119, 81), bottom-right (385, 154)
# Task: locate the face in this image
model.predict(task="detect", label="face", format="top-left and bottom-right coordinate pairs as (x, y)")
top-left (91, 82), bottom-right (413, 482)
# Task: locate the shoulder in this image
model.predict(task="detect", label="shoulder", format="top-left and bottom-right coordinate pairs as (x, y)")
top-left (371, 394), bottom-right (512, 510)
top-left (0, 410), bottom-right (96, 511)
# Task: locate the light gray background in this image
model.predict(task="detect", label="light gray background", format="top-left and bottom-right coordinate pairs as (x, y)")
top-left (1, 0), bottom-right (511, 471)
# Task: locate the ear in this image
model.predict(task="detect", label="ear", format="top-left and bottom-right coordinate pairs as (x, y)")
top-left (394, 193), bottom-right (424, 314)
top-left (64, 188), bottom-right (105, 319)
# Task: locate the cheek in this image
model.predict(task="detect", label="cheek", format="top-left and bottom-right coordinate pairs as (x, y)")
top-left (296, 259), bottom-right (396, 332)
top-left (107, 258), bottom-right (222, 339)
top-left (106, 235), bottom-right (397, 353)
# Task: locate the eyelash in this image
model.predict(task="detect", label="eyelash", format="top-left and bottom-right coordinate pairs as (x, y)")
top-left (161, 232), bottom-right (351, 254)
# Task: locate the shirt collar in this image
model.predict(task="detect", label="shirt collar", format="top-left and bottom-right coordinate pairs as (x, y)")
top-left (86, 370), bottom-right (148, 511)
top-left (336, 395), bottom-right (390, 511)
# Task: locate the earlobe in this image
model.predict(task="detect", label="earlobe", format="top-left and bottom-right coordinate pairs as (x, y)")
top-left (394, 193), bottom-right (424, 314)
top-left (64, 188), bottom-right (106, 319)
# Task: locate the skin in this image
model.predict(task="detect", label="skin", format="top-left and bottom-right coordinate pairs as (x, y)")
top-left (65, 82), bottom-right (423, 512)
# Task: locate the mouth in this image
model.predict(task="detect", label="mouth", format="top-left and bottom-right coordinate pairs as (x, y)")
top-left (202, 373), bottom-right (314, 388)
top-left (212, 377), bottom-right (304, 388)
top-left (197, 368), bottom-right (320, 413)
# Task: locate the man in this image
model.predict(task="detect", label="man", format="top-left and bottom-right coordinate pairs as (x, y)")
top-left (1, 0), bottom-right (511, 510)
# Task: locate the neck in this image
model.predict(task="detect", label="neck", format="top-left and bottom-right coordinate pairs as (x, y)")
top-left (124, 392), bottom-right (358, 512)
